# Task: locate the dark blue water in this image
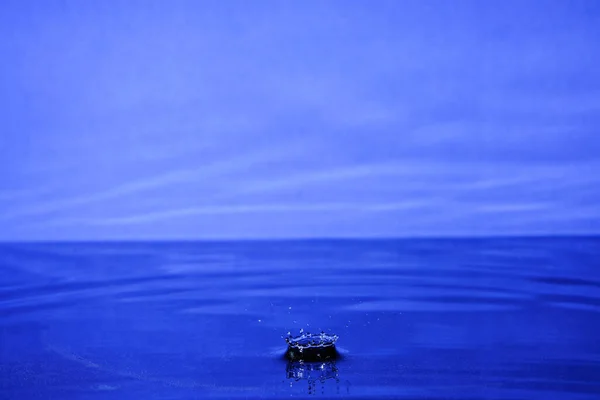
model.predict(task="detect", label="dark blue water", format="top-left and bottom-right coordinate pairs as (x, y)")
top-left (1, 238), bottom-right (599, 399)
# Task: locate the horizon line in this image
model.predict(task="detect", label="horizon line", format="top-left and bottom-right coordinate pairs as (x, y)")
top-left (1, 232), bottom-right (599, 244)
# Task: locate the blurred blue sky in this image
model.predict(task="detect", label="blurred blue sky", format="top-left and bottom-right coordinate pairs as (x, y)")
top-left (1, 0), bottom-right (599, 240)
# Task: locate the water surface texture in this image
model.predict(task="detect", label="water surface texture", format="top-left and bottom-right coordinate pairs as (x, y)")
top-left (1, 238), bottom-right (599, 399)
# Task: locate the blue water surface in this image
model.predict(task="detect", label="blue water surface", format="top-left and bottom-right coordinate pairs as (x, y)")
top-left (1, 238), bottom-right (599, 399)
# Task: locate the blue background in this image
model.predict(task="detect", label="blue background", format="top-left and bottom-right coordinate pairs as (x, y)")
top-left (1, 0), bottom-right (599, 240)
top-left (1, 3), bottom-right (600, 398)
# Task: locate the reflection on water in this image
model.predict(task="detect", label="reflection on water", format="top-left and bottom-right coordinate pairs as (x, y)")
top-left (1, 238), bottom-right (600, 399)
top-left (286, 360), bottom-right (342, 396)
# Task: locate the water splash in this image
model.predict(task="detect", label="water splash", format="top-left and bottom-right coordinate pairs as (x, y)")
top-left (284, 331), bottom-right (339, 361)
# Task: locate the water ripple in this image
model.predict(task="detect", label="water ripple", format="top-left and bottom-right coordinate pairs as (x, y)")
top-left (1, 239), bottom-right (599, 399)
